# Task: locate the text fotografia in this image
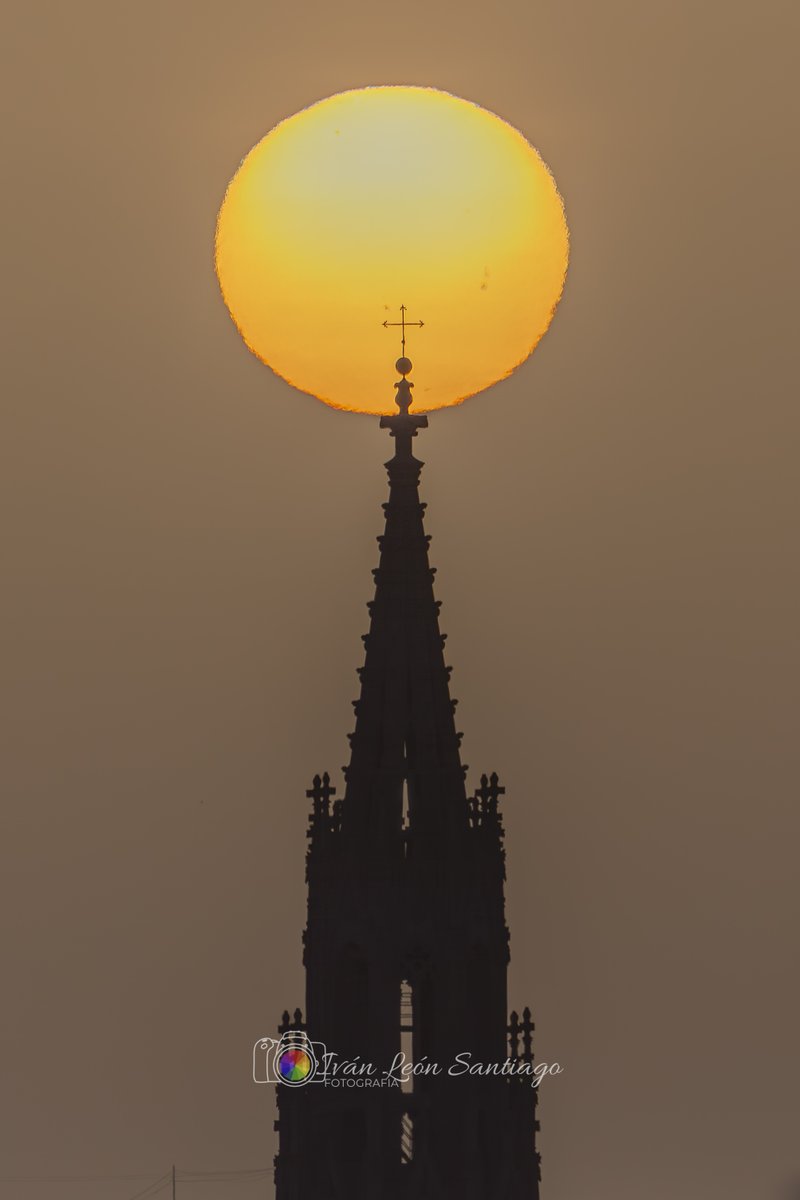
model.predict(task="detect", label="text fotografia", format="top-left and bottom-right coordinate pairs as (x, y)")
top-left (253, 1036), bottom-right (562, 1090)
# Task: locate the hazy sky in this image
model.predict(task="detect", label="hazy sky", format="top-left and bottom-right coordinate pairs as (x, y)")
top-left (2, 2), bottom-right (798, 1199)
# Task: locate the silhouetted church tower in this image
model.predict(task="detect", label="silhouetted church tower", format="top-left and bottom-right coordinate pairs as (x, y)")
top-left (274, 355), bottom-right (541, 1199)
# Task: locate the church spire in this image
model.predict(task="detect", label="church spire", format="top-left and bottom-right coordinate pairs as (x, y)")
top-left (275, 355), bottom-right (541, 1200)
top-left (342, 355), bottom-right (467, 845)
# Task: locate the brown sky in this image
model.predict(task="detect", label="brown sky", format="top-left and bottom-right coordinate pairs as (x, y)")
top-left (2, 2), bottom-right (799, 1198)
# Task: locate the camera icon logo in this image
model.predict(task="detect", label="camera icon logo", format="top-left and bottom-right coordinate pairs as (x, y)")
top-left (253, 1031), bottom-right (329, 1087)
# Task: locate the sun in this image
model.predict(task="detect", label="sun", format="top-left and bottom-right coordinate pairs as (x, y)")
top-left (215, 87), bottom-right (569, 415)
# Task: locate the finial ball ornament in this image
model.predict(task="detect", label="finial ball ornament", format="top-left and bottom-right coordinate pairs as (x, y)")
top-left (396, 357), bottom-right (413, 377)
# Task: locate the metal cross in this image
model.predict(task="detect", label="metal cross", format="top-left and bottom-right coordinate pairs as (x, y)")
top-left (382, 304), bottom-right (425, 355)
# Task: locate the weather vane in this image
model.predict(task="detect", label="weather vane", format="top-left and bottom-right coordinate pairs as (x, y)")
top-left (382, 304), bottom-right (425, 358)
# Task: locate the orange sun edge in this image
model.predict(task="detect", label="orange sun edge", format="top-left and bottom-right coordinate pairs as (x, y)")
top-left (213, 90), bottom-right (570, 417)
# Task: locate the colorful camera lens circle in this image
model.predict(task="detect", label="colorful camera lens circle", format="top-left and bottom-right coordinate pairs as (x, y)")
top-left (278, 1046), bottom-right (313, 1084)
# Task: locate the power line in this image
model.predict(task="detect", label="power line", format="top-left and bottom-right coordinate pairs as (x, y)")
top-left (0, 1168), bottom-right (274, 1187)
top-left (177, 1170), bottom-right (274, 1182)
top-left (0, 1175), bottom-right (162, 1185)
top-left (123, 1173), bottom-right (173, 1200)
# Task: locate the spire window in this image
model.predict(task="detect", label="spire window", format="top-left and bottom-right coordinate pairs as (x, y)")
top-left (400, 978), bottom-right (414, 1094)
top-left (400, 1111), bottom-right (414, 1164)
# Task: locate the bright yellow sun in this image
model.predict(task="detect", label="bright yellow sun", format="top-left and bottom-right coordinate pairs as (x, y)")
top-left (215, 86), bottom-right (569, 415)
